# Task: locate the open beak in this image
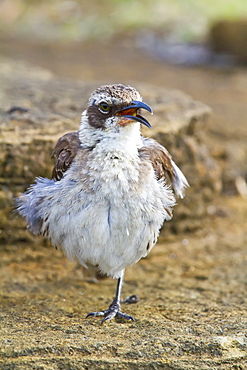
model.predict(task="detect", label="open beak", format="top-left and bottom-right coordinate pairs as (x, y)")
top-left (116, 100), bottom-right (153, 129)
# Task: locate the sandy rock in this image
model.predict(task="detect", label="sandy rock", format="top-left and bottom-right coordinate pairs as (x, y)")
top-left (0, 59), bottom-right (220, 242)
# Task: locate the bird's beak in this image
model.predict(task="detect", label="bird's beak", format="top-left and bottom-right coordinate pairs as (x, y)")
top-left (116, 100), bottom-right (153, 129)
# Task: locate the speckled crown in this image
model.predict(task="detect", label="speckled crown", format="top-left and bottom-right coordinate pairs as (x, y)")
top-left (89, 84), bottom-right (142, 105)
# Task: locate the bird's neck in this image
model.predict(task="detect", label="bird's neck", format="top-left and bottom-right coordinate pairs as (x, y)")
top-left (79, 111), bottom-right (143, 156)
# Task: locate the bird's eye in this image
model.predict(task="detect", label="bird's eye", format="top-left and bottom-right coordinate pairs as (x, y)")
top-left (99, 102), bottom-right (110, 113)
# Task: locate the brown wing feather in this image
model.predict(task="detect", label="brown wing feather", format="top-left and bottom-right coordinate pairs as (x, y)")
top-left (138, 137), bottom-right (175, 182)
top-left (51, 131), bottom-right (81, 181)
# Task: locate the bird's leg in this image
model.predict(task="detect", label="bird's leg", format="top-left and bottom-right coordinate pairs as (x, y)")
top-left (86, 270), bottom-right (135, 324)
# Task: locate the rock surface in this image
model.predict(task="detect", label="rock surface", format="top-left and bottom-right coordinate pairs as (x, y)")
top-left (209, 19), bottom-right (247, 64)
top-left (0, 59), bottom-right (218, 243)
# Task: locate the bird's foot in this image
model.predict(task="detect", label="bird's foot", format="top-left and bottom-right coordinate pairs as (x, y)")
top-left (86, 299), bottom-right (135, 324)
top-left (121, 294), bottom-right (140, 304)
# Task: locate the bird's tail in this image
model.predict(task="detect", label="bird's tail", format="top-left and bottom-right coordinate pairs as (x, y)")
top-left (15, 177), bottom-right (55, 235)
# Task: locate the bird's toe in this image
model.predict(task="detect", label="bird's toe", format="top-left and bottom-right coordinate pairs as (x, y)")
top-left (116, 311), bottom-right (135, 321)
top-left (86, 310), bottom-right (105, 318)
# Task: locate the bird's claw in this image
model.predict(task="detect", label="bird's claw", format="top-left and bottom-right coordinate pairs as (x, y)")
top-left (86, 300), bottom-right (135, 324)
top-left (86, 309), bottom-right (135, 324)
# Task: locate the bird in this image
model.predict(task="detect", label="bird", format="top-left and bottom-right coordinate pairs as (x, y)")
top-left (17, 83), bottom-right (189, 324)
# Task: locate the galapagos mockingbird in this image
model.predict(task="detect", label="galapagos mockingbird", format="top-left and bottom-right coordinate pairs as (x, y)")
top-left (17, 84), bottom-right (189, 323)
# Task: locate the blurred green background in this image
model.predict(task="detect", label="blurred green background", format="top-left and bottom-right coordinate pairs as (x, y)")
top-left (1, 0), bottom-right (247, 42)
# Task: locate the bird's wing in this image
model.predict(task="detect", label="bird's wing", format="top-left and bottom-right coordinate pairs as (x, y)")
top-left (51, 131), bottom-right (81, 181)
top-left (139, 137), bottom-right (189, 198)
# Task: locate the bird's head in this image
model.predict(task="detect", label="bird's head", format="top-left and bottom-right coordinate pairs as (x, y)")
top-left (80, 84), bottom-right (152, 146)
